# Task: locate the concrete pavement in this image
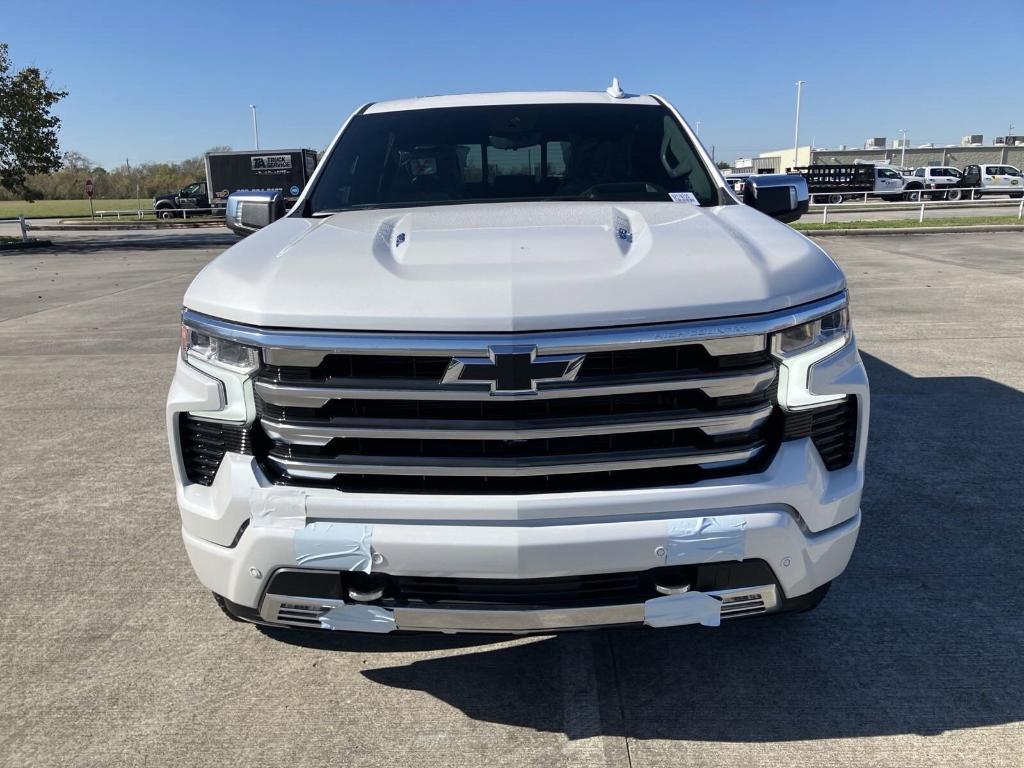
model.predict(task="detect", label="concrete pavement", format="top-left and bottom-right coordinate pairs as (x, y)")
top-left (1, 231), bottom-right (1022, 767)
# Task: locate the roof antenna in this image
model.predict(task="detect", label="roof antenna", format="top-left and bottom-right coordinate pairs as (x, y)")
top-left (606, 77), bottom-right (625, 99)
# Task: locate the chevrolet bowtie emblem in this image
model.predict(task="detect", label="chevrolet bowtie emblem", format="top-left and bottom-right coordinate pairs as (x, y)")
top-left (442, 345), bottom-right (585, 395)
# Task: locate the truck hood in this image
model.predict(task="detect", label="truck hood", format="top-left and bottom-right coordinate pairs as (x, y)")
top-left (185, 201), bottom-right (845, 332)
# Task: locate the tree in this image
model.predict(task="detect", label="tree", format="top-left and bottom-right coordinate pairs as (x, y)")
top-left (0, 43), bottom-right (67, 198)
top-left (716, 161), bottom-right (731, 170)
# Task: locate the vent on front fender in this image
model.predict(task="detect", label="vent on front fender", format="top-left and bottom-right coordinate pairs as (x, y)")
top-left (782, 398), bottom-right (857, 471)
top-left (179, 414), bottom-right (253, 486)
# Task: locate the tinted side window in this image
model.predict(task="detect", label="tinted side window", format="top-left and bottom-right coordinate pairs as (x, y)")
top-left (914, 168), bottom-right (925, 177)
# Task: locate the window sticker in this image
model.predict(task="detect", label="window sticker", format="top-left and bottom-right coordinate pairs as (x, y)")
top-left (669, 192), bottom-right (700, 205)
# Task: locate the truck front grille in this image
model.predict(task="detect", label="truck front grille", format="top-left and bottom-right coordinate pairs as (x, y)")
top-left (250, 328), bottom-right (781, 494)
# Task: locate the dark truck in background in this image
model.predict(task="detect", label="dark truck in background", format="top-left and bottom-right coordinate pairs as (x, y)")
top-left (153, 149), bottom-right (318, 218)
top-left (792, 164), bottom-right (906, 204)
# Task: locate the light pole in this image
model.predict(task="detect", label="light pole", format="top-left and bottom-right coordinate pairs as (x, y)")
top-left (899, 128), bottom-right (907, 169)
top-left (250, 104), bottom-right (260, 150)
top-left (695, 120), bottom-right (701, 137)
top-left (793, 80), bottom-right (805, 171)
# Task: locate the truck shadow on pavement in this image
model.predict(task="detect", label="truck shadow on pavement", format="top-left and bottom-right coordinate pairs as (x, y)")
top-left (288, 352), bottom-right (1024, 741)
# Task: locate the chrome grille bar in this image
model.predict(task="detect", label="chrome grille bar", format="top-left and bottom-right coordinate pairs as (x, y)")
top-left (254, 366), bottom-right (777, 407)
top-left (266, 444), bottom-right (766, 479)
top-left (260, 404), bottom-right (773, 445)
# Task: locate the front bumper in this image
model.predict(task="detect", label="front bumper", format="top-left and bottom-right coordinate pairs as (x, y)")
top-left (168, 333), bottom-right (869, 634)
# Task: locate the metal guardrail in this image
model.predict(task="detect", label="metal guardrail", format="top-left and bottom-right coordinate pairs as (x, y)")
top-left (809, 187), bottom-right (1024, 224)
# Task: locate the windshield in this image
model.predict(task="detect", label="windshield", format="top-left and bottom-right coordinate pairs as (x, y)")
top-left (305, 103), bottom-right (718, 214)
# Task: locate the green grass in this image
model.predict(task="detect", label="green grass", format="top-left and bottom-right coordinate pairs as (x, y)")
top-left (794, 215), bottom-right (1023, 231)
top-left (0, 198), bottom-right (146, 218)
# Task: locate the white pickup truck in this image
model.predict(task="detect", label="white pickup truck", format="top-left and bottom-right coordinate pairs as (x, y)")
top-left (167, 86), bottom-right (869, 634)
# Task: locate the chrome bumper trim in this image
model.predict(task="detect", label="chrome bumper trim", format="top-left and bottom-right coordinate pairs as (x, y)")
top-left (258, 584), bottom-right (779, 633)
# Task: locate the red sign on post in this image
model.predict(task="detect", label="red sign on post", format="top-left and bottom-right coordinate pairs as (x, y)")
top-left (84, 179), bottom-right (95, 198)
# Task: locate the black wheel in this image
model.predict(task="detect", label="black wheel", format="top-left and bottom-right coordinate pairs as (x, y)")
top-left (156, 207), bottom-right (176, 219)
top-left (904, 187), bottom-right (922, 202)
top-left (945, 188), bottom-right (962, 201)
top-left (827, 193), bottom-right (843, 204)
top-left (971, 191), bottom-right (983, 200)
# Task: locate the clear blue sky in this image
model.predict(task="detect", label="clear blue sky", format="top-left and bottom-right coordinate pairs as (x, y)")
top-left (3, 0), bottom-right (1021, 168)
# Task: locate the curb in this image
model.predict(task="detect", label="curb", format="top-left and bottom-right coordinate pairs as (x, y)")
top-left (797, 224), bottom-right (1024, 236)
top-left (35, 220), bottom-right (226, 231)
top-left (0, 239), bottom-right (53, 251)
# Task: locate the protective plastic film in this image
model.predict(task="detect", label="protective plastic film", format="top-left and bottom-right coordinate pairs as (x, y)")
top-left (666, 516), bottom-right (746, 564)
top-left (319, 604), bottom-right (395, 633)
top-left (249, 488), bottom-right (307, 529)
top-left (644, 592), bottom-right (722, 628)
top-left (293, 522), bottom-right (373, 572)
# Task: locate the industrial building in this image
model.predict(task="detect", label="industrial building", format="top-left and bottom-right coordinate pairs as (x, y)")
top-left (736, 137), bottom-right (1024, 174)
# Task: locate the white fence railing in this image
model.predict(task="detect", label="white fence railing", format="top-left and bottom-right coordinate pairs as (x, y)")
top-left (806, 186), bottom-right (1020, 205)
top-left (0, 215), bottom-right (30, 242)
top-left (808, 188), bottom-right (1024, 224)
top-left (90, 206), bottom-right (226, 220)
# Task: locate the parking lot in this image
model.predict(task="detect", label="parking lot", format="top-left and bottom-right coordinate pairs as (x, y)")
top-left (1, 230), bottom-right (1022, 767)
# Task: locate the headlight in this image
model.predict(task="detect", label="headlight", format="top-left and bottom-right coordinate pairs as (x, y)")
top-left (772, 306), bottom-right (851, 410)
top-left (772, 307), bottom-right (849, 357)
top-left (180, 323), bottom-right (260, 374)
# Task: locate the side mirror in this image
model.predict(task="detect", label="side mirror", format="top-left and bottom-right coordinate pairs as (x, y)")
top-left (225, 191), bottom-right (286, 236)
top-left (742, 174), bottom-right (809, 223)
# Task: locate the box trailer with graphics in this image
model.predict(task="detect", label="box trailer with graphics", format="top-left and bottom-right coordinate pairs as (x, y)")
top-left (152, 149), bottom-right (318, 218)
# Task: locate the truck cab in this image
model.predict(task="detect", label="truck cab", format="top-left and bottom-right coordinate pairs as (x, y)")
top-left (168, 87), bottom-right (867, 635)
top-left (153, 181), bottom-right (210, 219)
top-left (871, 165), bottom-right (905, 201)
top-left (961, 164), bottom-right (1024, 198)
top-left (904, 166), bottom-right (964, 201)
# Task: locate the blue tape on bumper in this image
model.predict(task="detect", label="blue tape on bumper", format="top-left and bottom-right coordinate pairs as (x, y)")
top-left (293, 522), bottom-right (373, 572)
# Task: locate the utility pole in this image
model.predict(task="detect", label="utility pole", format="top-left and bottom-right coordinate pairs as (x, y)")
top-left (793, 80), bottom-right (805, 170)
top-left (899, 128), bottom-right (908, 169)
top-left (127, 157), bottom-right (141, 217)
top-left (250, 104), bottom-right (260, 150)
top-left (695, 120), bottom-right (701, 137)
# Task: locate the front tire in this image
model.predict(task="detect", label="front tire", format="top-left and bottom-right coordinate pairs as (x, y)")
top-left (156, 206), bottom-right (176, 220)
top-left (827, 193), bottom-right (843, 204)
top-left (904, 187), bottom-right (922, 202)
top-left (945, 188), bottom-right (962, 201)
